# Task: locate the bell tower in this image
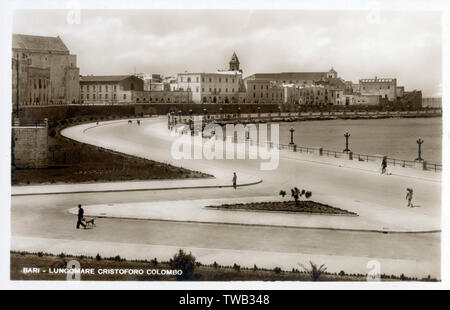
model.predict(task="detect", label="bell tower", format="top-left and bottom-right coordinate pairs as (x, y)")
top-left (229, 52), bottom-right (240, 71)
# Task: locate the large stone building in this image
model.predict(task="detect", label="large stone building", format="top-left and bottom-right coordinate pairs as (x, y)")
top-left (80, 75), bottom-right (143, 104)
top-left (12, 34), bottom-right (80, 108)
top-left (80, 75), bottom-right (191, 104)
top-left (359, 77), bottom-right (398, 101)
top-left (244, 68), bottom-right (337, 86)
top-left (174, 52), bottom-right (246, 104)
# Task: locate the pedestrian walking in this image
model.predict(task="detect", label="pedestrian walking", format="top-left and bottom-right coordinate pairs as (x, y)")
top-left (406, 188), bottom-right (413, 208)
top-left (381, 156), bottom-right (387, 174)
top-left (232, 172), bottom-right (237, 190)
top-left (76, 204), bottom-right (86, 229)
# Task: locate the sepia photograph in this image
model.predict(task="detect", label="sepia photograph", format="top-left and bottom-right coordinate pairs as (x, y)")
top-left (1, 0), bottom-right (449, 293)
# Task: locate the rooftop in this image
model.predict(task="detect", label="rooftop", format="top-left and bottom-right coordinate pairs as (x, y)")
top-left (80, 75), bottom-right (135, 82)
top-left (246, 72), bottom-right (328, 80)
top-left (12, 34), bottom-right (69, 53)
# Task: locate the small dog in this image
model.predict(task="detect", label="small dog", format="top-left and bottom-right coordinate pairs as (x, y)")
top-left (82, 217), bottom-right (96, 228)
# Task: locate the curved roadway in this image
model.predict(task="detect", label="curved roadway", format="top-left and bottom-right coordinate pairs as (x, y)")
top-left (11, 117), bottom-right (441, 278)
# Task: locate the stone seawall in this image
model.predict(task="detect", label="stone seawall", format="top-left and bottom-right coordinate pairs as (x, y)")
top-left (12, 125), bottom-right (48, 168)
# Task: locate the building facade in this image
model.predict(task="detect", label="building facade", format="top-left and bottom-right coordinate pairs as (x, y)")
top-left (359, 77), bottom-right (397, 101)
top-left (246, 80), bottom-right (284, 104)
top-left (80, 75), bottom-right (144, 104)
top-left (12, 34), bottom-right (80, 107)
top-left (175, 52), bottom-right (246, 104)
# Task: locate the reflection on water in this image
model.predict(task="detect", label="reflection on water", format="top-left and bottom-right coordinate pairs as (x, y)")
top-left (277, 117), bottom-right (442, 164)
top-left (216, 117), bottom-right (442, 164)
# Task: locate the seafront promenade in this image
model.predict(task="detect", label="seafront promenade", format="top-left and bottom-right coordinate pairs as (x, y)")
top-left (11, 117), bottom-right (442, 277)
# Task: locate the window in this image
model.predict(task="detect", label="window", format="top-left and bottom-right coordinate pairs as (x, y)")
top-left (87, 94), bottom-right (89, 99)
top-left (219, 78), bottom-right (221, 82)
top-left (202, 77), bottom-right (205, 82)
top-left (187, 77), bottom-right (191, 83)
top-left (209, 88), bottom-right (212, 92)
top-left (219, 88), bottom-right (221, 93)
top-left (196, 87), bottom-right (199, 93)
top-left (202, 88), bottom-right (205, 92)
top-left (209, 78), bottom-right (212, 82)
top-left (196, 77), bottom-right (199, 82)
top-left (93, 94), bottom-right (96, 99)
top-left (114, 85), bottom-right (117, 91)
top-left (106, 85), bottom-right (109, 91)
top-left (232, 79), bottom-right (235, 83)
top-left (114, 94), bottom-right (116, 99)
top-left (253, 85), bottom-right (256, 90)
top-left (181, 77), bottom-right (183, 82)
top-left (232, 88), bottom-right (234, 92)
top-left (99, 94), bottom-right (102, 99)
top-left (105, 94), bottom-right (108, 99)
top-left (39, 79), bottom-right (42, 89)
top-left (225, 88), bottom-right (228, 92)
top-left (226, 78), bottom-right (228, 83)
top-left (123, 94), bottom-right (127, 100)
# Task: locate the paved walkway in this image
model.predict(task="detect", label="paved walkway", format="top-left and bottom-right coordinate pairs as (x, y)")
top-left (11, 176), bottom-right (261, 196)
top-left (11, 118), bottom-right (441, 278)
top-left (68, 194), bottom-right (440, 233)
top-left (56, 118), bottom-right (441, 233)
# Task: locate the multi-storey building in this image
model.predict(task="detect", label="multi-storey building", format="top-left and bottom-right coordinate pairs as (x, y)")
top-left (246, 80), bottom-right (284, 104)
top-left (175, 52), bottom-right (246, 104)
top-left (12, 56), bottom-right (51, 109)
top-left (359, 77), bottom-right (397, 101)
top-left (12, 34), bottom-right (80, 106)
top-left (244, 68), bottom-right (338, 87)
top-left (80, 75), bottom-right (144, 104)
top-left (80, 75), bottom-right (191, 104)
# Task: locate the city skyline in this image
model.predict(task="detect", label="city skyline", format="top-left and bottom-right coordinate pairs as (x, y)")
top-left (13, 9), bottom-right (442, 96)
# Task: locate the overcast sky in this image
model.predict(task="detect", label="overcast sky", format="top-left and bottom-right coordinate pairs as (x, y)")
top-left (13, 9), bottom-right (442, 96)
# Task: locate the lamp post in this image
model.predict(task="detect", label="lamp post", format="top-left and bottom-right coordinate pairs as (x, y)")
top-left (257, 106), bottom-right (261, 118)
top-left (237, 106), bottom-right (241, 119)
top-left (416, 137), bottom-right (424, 161)
top-left (289, 127), bottom-right (295, 145)
top-left (343, 132), bottom-right (351, 153)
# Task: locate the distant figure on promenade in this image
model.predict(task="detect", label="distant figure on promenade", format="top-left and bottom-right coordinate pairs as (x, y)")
top-left (406, 188), bottom-right (414, 207)
top-left (76, 204), bottom-right (86, 229)
top-left (381, 156), bottom-right (387, 174)
top-left (137, 120), bottom-right (141, 126)
top-left (232, 172), bottom-right (237, 189)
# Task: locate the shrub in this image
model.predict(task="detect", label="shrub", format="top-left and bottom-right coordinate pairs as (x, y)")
top-left (151, 258), bottom-right (158, 266)
top-left (95, 253), bottom-right (102, 261)
top-left (299, 261), bottom-right (327, 281)
top-left (233, 263), bottom-right (241, 272)
top-left (114, 255), bottom-right (121, 262)
top-left (169, 249), bottom-right (196, 280)
top-left (213, 261), bottom-right (218, 268)
top-left (274, 267), bottom-right (282, 274)
top-left (58, 252), bottom-right (66, 258)
top-left (37, 252), bottom-right (44, 257)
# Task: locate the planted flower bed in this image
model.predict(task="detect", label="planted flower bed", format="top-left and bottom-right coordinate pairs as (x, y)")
top-left (207, 201), bottom-right (357, 216)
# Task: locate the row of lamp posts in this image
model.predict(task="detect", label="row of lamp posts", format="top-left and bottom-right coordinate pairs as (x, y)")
top-left (171, 110), bottom-right (425, 162)
top-left (288, 129), bottom-right (425, 161)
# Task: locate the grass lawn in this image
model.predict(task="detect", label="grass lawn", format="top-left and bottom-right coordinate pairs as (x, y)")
top-left (11, 252), bottom-right (433, 281)
top-left (11, 117), bottom-right (211, 185)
